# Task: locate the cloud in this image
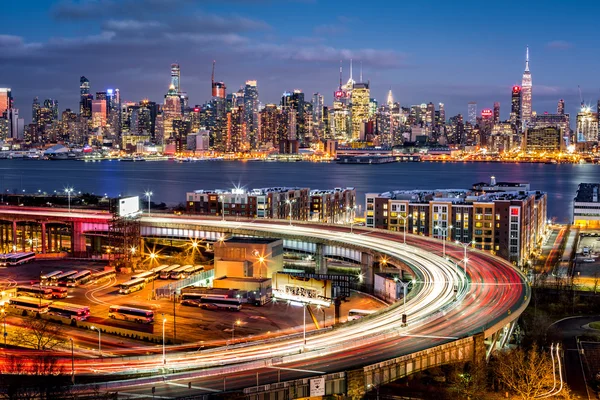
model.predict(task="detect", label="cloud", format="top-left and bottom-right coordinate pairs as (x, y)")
top-left (102, 19), bottom-right (164, 32)
top-left (546, 40), bottom-right (572, 50)
top-left (313, 15), bottom-right (354, 36)
top-left (52, 0), bottom-right (190, 19)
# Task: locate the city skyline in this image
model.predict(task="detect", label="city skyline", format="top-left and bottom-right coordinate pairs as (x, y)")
top-left (1, 0), bottom-right (597, 122)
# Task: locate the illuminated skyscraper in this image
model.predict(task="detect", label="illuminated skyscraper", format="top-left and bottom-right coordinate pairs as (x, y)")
top-left (163, 84), bottom-right (182, 143)
top-left (312, 93), bottom-right (324, 139)
top-left (425, 102), bottom-right (435, 126)
top-left (351, 82), bottom-right (370, 140)
top-left (32, 97), bottom-right (40, 124)
top-left (510, 86), bottom-right (522, 130)
top-left (171, 63), bottom-right (180, 93)
top-left (576, 106), bottom-right (598, 143)
top-left (467, 102), bottom-right (477, 125)
top-left (91, 100), bottom-right (107, 128)
top-left (258, 104), bottom-right (280, 147)
top-left (438, 103), bottom-right (445, 125)
top-left (79, 77), bottom-right (93, 118)
top-left (243, 80), bottom-right (259, 149)
top-left (557, 99), bottom-right (565, 115)
top-left (493, 102), bottom-right (500, 124)
top-left (211, 61), bottom-right (226, 99)
top-left (521, 46), bottom-right (532, 132)
top-left (0, 88), bottom-right (12, 116)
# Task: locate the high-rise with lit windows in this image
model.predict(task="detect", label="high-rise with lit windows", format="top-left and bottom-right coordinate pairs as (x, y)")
top-left (521, 46), bottom-right (532, 132)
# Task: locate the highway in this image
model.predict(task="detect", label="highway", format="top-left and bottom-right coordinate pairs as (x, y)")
top-left (0, 211), bottom-right (530, 398)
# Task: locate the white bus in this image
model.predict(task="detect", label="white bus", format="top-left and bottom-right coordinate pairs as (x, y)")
top-left (16, 285), bottom-right (53, 299)
top-left (198, 295), bottom-right (242, 311)
top-left (159, 265), bottom-right (180, 279)
top-left (40, 271), bottom-right (63, 285)
top-left (108, 305), bottom-right (154, 323)
top-left (347, 309), bottom-right (376, 321)
top-left (0, 252), bottom-right (36, 266)
top-left (51, 270), bottom-right (78, 286)
top-left (170, 265), bottom-right (192, 280)
top-left (48, 302), bottom-right (90, 321)
top-left (181, 265), bottom-right (204, 279)
top-left (119, 278), bottom-right (146, 294)
top-left (8, 297), bottom-right (51, 313)
top-left (91, 270), bottom-right (116, 283)
top-left (131, 270), bottom-right (157, 283)
top-left (151, 265), bottom-right (170, 274)
top-left (65, 270), bottom-right (92, 287)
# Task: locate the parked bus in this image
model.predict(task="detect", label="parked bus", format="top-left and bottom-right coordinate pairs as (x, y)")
top-left (16, 285), bottom-right (53, 299)
top-left (108, 305), bottom-right (154, 323)
top-left (51, 270), bottom-right (78, 286)
top-left (131, 270), bottom-right (157, 283)
top-left (50, 287), bottom-right (68, 299)
top-left (65, 270), bottom-right (92, 287)
top-left (48, 302), bottom-right (90, 321)
top-left (91, 270), bottom-right (116, 283)
top-left (159, 265), bottom-right (180, 279)
top-left (151, 265), bottom-right (170, 274)
top-left (198, 295), bottom-right (242, 311)
top-left (181, 265), bottom-right (204, 279)
top-left (40, 271), bottom-right (63, 285)
top-left (347, 309), bottom-right (376, 321)
top-left (8, 297), bottom-right (51, 313)
top-left (0, 252), bottom-right (36, 267)
top-left (119, 278), bottom-right (146, 294)
top-left (170, 265), bottom-right (192, 280)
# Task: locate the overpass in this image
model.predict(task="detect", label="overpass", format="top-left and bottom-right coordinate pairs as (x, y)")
top-left (0, 207), bottom-right (529, 398)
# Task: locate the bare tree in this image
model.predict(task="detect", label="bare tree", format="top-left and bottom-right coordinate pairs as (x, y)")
top-left (446, 361), bottom-right (488, 400)
top-left (11, 317), bottom-right (66, 351)
top-left (492, 346), bottom-right (573, 400)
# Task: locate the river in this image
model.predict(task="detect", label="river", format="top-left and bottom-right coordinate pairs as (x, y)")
top-left (0, 159), bottom-right (595, 222)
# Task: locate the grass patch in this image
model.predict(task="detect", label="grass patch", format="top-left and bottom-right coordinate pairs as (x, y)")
top-left (589, 321), bottom-right (600, 330)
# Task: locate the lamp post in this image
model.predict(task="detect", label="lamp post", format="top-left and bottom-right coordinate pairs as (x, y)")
top-left (69, 338), bottom-right (75, 384)
top-left (65, 187), bottom-right (74, 213)
top-left (456, 240), bottom-right (475, 276)
top-left (399, 215), bottom-right (412, 244)
top-left (162, 314), bottom-right (167, 365)
top-left (286, 199), bottom-right (293, 226)
top-left (91, 326), bottom-right (101, 357)
top-left (219, 195), bottom-right (225, 221)
top-left (303, 304), bottom-right (307, 345)
top-left (144, 191), bottom-right (153, 215)
top-left (347, 206), bottom-right (357, 233)
top-left (231, 320), bottom-right (241, 343)
top-left (395, 278), bottom-right (411, 327)
top-left (438, 225), bottom-right (453, 257)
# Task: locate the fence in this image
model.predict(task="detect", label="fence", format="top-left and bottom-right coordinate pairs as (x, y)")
top-left (154, 269), bottom-right (214, 299)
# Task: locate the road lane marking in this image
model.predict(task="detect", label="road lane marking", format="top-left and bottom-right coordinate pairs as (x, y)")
top-left (118, 393), bottom-right (174, 399)
top-left (166, 382), bottom-right (220, 392)
top-left (267, 366), bottom-right (325, 374)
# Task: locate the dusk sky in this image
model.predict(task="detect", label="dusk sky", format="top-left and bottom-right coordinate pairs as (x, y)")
top-left (2, 0), bottom-right (597, 122)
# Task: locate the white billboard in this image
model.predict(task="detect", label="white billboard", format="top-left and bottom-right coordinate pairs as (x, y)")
top-left (119, 196), bottom-right (140, 217)
top-left (310, 377), bottom-right (325, 396)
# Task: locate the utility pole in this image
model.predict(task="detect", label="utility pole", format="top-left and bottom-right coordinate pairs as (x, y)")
top-left (173, 291), bottom-right (176, 342)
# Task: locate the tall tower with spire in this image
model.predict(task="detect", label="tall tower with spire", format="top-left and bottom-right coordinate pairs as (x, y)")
top-left (521, 46), bottom-right (532, 133)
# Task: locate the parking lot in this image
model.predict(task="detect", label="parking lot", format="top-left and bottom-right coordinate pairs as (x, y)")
top-left (0, 259), bottom-right (386, 347)
top-left (573, 233), bottom-right (600, 288)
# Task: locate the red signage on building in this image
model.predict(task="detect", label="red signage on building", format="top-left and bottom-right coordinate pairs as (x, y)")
top-left (334, 90), bottom-right (346, 99)
top-left (512, 86), bottom-right (521, 94)
top-left (481, 109), bottom-right (493, 118)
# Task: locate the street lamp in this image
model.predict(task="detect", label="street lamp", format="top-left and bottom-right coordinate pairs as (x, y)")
top-left (286, 199), bottom-right (293, 226)
top-left (91, 326), bottom-right (101, 357)
top-left (396, 279), bottom-right (411, 327)
top-left (399, 215), bottom-right (412, 244)
top-left (437, 225), bottom-right (453, 257)
top-left (347, 206), bottom-right (357, 233)
top-left (231, 320), bottom-right (241, 343)
top-left (144, 191), bottom-right (153, 215)
top-left (456, 240), bottom-right (475, 276)
top-left (219, 195), bottom-right (225, 221)
top-left (65, 187), bottom-right (74, 213)
top-left (162, 314), bottom-right (167, 365)
top-left (0, 308), bottom-right (6, 347)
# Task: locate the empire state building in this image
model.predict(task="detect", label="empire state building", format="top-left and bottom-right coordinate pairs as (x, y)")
top-left (521, 46), bottom-right (532, 132)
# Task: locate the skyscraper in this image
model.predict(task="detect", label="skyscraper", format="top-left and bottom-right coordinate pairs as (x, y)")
top-left (438, 103), bottom-right (445, 125)
top-left (467, 102), bottom-right (477, 125)
top-left (79, 76), bottom-right (92, 117)
top-left (557, 99), bottom-right (565, 115)
top-left (209, 61), bottom-right (227, 151)
top-left (312, 93), bottom-right (324, 139)
top-left (351, 81), bottom-right (370, 141)
top-left (243, 80), bottom-right (259, 150)
top-left (44, 99), bottom-right (59, 121)
top-left (171, 63), bottom-right (180, 93)
top-left (163, 84), bottom-right (182, 143)
top-left (32, 97), bottom-right (40, 124)
top-left (91, 100), bottom-right (107, 128)
top-left (211, 61), bottom-right (226, 99)
top-left (510, 86), bottom-right (522, 130)
top-left (0, 88), bottom-right (13, 116)
top-left (576, 106), bottom-right (598, 143)
top-left (493, 102), bottom-right (500, 124)
top-left (521, 46), bottom-right (532, 132)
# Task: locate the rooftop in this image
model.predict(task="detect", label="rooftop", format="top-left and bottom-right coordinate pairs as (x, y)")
top-left (575, 183), bottom-right (600, 203)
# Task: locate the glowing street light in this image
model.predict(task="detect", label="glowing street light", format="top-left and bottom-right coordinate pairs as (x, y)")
top-left (231, 319), bottom-right (241, 343)
top-left (144, 191), bottom-right (153, 215)
top-left (65, 187), bottom-right (74, 212)
top-left (162, 314), bottom-right (167, 365)
top-left (399, 215), bottom-right (412, 244)
top-left (286, 199), bottom-right (293, 226)
top-left (456, 240), bottom-right (476, 276)
top-left (91, 326), bottom-right (101, 357)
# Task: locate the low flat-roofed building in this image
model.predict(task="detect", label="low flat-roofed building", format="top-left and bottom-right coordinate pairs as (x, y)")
top-left (573, 183), bottom-right (600, 228)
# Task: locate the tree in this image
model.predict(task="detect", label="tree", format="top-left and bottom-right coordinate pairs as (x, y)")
top-left (11, 316), bottom-right (66, 351)
top-left (492, 346), bottom-right (573, 400)
top-left (446, 361), bottom-right (488, 400)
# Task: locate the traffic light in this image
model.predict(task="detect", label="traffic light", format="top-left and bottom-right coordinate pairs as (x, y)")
top-left (188, 382), bottom-right (192, 389)
top-left (401, 314), bottom-right (407, 325)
